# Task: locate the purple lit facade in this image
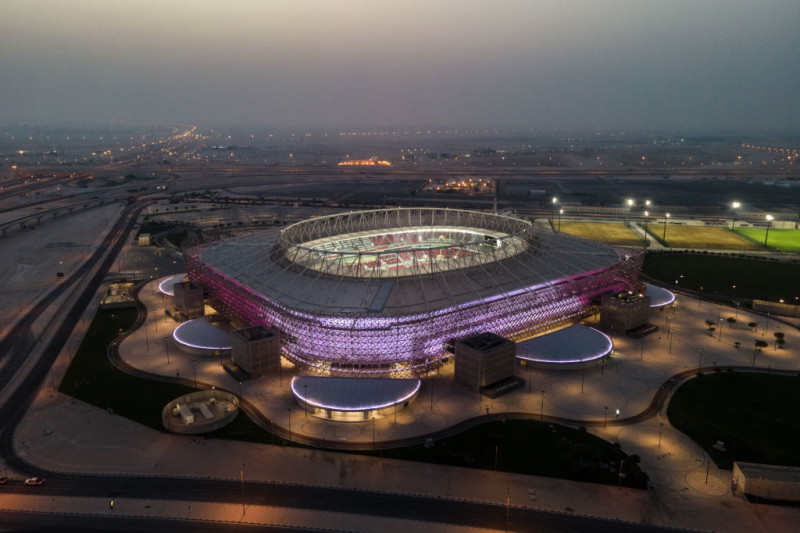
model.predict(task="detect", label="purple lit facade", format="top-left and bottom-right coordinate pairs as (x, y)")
top-left (185, 208), bottom-right (641, 376)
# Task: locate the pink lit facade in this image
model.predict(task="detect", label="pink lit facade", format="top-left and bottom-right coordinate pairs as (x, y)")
top-left (185, 208), bottom-right (641, 376)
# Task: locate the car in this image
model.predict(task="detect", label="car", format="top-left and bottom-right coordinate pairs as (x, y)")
top-left (24, 477), bottom-right (45, 486)
top-left (0, 477), bottom-right (8, 485)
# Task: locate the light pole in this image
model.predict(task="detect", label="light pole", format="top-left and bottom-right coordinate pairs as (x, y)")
top-left (604, 406), bottom-right (609, 428)
top-left (372, 416), bottom-right (376, 450)
top-left (240, 463), bottom-right (246, 515)
top-left (669, 329), bottom-right (674, 353)
top-left (580, 363), bottom-right (585, 393)
top-left (551, 197), bottom-right (558, 230)
top-left (658, 422), bottom-right (664, 447)
top-left (662, 212), bottom-right (670, 242)
top-left (626, 198), bottom-right (634, 227)
top-left (698, 348), bottom-right (703, 370)
top-left (731, 201), bottom-right (740, 229)
top-left (764, 214), bottom-right (774, 246)
top-left (540, 390), bottom-right (545, 421)
top-left (192, 359), bottom-right (197, 387)
top-left (642, 210), bottom-right (649, 246)
top-left (558, 208), bottom-right (563, 232)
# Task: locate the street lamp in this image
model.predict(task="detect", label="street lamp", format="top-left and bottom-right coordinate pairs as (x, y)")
top-left (603, 406), bottom-right (609, 428)
top-left (698, 348), bottom-right (703, 370)
top-left (551, 197), bottom-right (558, 230)
top-left (626, 198), bottom-right (634, 227)
top-left (558, 208), bottom-right (563, 232)
top-left (642, 210), bottom-right (649, 245)
top-left (731, 201), bottom-right (741, 229)
top-left (662, 213), bottom-right (670, 242)
top-left (764, 214), bottom-right (774, 246)
top-left (540, 390), bottom-right (545, 421)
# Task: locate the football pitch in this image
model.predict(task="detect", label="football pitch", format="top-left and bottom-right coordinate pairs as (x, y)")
top-left (734, 228), bottom-right (800, 252)
top-left (556, 221), bottom-right (641, 244)
top-left (650, 225), bottom-right (762, 250)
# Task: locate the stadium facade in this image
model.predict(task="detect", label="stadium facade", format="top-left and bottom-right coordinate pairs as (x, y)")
top-left (185, 208), bottom-right (641, 376)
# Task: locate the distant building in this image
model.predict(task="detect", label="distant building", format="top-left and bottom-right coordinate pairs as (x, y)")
top-left (231, 325), bottom-right (281, 378)
top-left (599, 291), bottom-right (651, 334)
top-left (454, 332), bottom-right (516, 391)
top-left (173, 281), bottom-right (205, 320)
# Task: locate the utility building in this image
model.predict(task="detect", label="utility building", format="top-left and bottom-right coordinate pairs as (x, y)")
top-left (231, 325), bottom-right (281, 378)
top-left (454, 332), bottom-right (517, 391)
top-left (173, 281), bottom-right (205, 320)
top-left (600, 291), bottom-right (651, 335)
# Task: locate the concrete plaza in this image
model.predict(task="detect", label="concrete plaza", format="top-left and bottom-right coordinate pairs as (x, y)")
top-left (9, 272), bottom-right (800, 532)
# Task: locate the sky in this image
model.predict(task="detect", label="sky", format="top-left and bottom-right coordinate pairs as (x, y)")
top-left (2, 0), bottom-right (799, 132)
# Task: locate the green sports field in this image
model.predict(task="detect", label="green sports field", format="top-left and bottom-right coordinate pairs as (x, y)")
top-left (649, 225), bottom-right (762, 250)
top-left (734, 228), bottom-right (800, 252)
top-left (556, 221), bottom-right (641, 244)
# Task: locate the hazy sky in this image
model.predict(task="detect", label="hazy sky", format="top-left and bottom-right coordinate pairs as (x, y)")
top-left (2, 0), bottom-right (798, 131)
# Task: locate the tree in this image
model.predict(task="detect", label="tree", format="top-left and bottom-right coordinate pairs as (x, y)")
top-left (748, 321), bottom-right (758, 331)
top-left (726, 317), bottom-right (736, 326)
top-left (753, 339), bottom-right (769, 366)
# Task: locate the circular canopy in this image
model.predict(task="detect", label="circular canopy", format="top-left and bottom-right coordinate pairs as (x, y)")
top-left (517, 324), bottom-right (613, 365)
top-left (291, 376), bottom-right (421, 412)
top-left (158, 273), bottom-right (188, 296)
top-left (172, 318), bottom-right (231, 351)
top-left (645, 283), bottom-right (676, 308)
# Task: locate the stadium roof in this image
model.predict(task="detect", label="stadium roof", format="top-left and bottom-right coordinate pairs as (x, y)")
top-left (193, 209), bottom-right (625, 317)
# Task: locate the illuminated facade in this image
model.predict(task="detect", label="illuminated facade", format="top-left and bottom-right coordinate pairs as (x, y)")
top-left (186, 208), bottom-right (642, 376)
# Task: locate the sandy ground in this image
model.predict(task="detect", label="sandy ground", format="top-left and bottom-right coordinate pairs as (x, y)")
top-left (3, 208), bottom-right (800, 532)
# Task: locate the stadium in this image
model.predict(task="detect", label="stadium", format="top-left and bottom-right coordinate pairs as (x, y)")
top-left (185, 208), bottom-right (642, 376)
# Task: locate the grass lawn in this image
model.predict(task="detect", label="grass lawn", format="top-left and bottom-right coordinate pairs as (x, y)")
top-left (60, 308), bottom-right (200, 431)
top-left (557, 221), bottom-right (642, 245)
top-left (381, 419), bottom-right (649, 488)
top-left (650, 226), bottom-right (762, 250)
top-left (734, 228), bottom-right (800, 252)
top-left (643, 253), bottom-right (800, 302)
top-left (667, 371), bottom-right (800, 469)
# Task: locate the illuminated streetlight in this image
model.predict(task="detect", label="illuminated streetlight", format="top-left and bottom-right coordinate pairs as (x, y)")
top-left (764, 214), bottom-right (774, 246)
top-left (626, 198), bottom-right (634, 227)
top-left (731, 201), bottom-right (741, 229)
top-left (662, 213), bottom-right (670, 242)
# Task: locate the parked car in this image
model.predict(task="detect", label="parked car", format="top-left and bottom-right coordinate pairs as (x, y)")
top-left (24, 477), bottom-right (45, 486)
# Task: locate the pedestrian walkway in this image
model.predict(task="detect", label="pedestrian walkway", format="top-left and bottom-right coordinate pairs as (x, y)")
top-left (10, 278), bottom-right (800, 532)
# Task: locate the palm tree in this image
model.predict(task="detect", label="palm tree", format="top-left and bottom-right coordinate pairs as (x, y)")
top-left (753, 339), bottom-right (768, 365)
